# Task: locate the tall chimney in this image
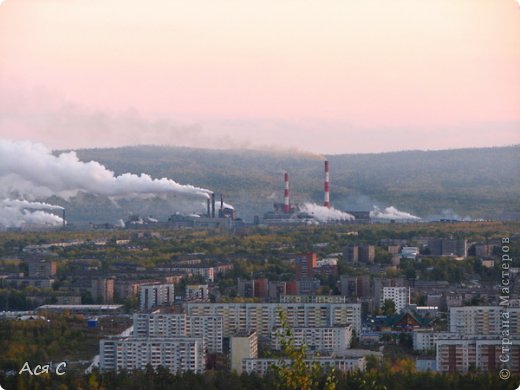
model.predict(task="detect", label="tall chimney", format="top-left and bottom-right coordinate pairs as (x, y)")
top-left (62, 209), bottom-right (66, 228)
top-left (284, 172), bottom-right (290, 213)
top-left (324, 160), bottom-right (330, 208)
top-left (207, 198), bottom-right (211, 218)
top-left (220, 195), bottom-right (224, 209)
top-left (211, 193), bottom-right (216, 218)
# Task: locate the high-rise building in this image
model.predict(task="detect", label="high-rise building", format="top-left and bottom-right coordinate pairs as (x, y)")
top-left (340, 275), bottom-right (370, 298)
top-left (428, 238), bottom-right (467, 257)
top-left (185, 302), bottom-right (362, 338)
top-left (447, 306), bottom-right (519, 335)
top-left (91, 278), bottom-right (115, 304)
top-left (343, 245), bottom-right (359, 264)
top-left (185, 284), bottom-right (209, 302)
top-left (139, 284), bottom-right (175, 311)
top-left (373, 278), bottom-right (407, 311)
top-left (436, 338), bottom-right (520, 373)
top-left (100, 337), bottom-right (205, 373)
top-left (27, 259), bottom-right (57, 278)
top-left (295, 253), bottom-right (317, 279)
top-left (132, 313), bottom-right (223, 353)
top-left (359, 244), bottom-right (375, 263)
top-left (230, 330), bottom-right (258, 374)
top-left (382, 287), bottom-right (410, 313)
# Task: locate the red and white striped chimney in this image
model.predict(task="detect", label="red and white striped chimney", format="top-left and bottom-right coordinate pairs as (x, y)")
top-left (324, 160), bottom-right (330, 208)
top-left (284, 172), bottom-right (290, 213)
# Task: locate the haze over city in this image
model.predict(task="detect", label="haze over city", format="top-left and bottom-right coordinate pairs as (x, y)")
top-left (1, 0), bottom-right (519, 153)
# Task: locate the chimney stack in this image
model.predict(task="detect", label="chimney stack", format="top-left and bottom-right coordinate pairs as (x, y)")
top-left (284, 172), bottom-right (290, 213)
top-left (211, 193), bottom-right (216, 218)
top-left (207, 198), bottom-right (211, 218)
top-left (324, 160), bottom-right (330, 208)
top-left (62, 209), bottom-right (66, 228)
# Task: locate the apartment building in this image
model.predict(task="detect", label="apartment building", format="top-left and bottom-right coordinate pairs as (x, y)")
top-left (99, 337), bottom-right (205, 373)
top-left (139, 284), bottom-right (175, 311)
top-left (271, 325), bottom-right (352, 353)
top-left (184, 302), bottom-right (362, 339)
top-left (132, 313), bottom-right (223, 353)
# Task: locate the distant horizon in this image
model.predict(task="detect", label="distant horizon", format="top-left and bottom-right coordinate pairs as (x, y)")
top-left (53, 141), bottom-right (520, 157)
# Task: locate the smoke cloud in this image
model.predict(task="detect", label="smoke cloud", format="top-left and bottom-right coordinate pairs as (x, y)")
top-left (301, 203), bottom-right (355, 222)
top-left (0, 199), bottom-right (64, 228)
top-left (370, 206), bottom-right (420, 220)
top-left (0, 139), bottom-right (212, 200)
top-left (0, 139), bottom-right (222, 226)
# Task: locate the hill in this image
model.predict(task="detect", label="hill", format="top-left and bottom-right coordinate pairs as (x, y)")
top-left (56, 145), bottom-right (519, 223)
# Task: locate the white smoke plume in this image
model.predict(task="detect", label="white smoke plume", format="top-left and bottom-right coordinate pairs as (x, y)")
top-left (370, 206), bottom-right (421, 220)
top-left (0, 139), bottom-right (212, 200)
top-left (1, 199), bottom-right (64, 211)
top-left (0, 199), bottom-right (64, 228)
top-left (301, 203), bottom-right (355, 222)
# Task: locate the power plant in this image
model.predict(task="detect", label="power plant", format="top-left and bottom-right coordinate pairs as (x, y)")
top-left (262, 160), bottom-right (355, 225)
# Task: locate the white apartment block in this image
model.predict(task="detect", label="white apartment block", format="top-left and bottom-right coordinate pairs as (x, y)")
top-left (449, 306), bottom-right (520, 335)
top-left (413, 332), bottom-right (503, 352)
top-left (132, 313), bottom-right (223, 353)
top-left (185, 303), bottom-right (362, 338)
top-left (99, 337), bottom-right (205, 373)
top-left (381, 287), bottom-right (410, 313)
top-left (271, 325), bottom-right (352, 353)
top-left (243, 356), bottom-right (366, 376)
top-left (139, 284), bottom-right (175, 311)
top-left (436, 337), bottom-right (520, 374)
top-left (230, 331), bottom-right (258, 374)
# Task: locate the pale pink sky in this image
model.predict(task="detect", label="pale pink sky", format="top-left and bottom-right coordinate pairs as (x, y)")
top-left (0, 0), bottom-right (519, 153)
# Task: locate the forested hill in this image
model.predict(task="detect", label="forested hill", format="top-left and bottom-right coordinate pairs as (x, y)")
top-left (63, 145), bottom-right (519, 222)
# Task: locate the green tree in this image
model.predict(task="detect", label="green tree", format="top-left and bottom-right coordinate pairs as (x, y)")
top-left (271, 311), bottom-right (336, 390)
top-left (382, 299), bottom-right (396, 315)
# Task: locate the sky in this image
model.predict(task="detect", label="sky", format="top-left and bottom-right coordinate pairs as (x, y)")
top-left (0, 0), bottom-right (519, 154)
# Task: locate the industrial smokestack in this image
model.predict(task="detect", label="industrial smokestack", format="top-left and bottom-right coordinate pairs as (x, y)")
top-left (207, 198), bottom-right (211, 218)
top-left (62, 209), bottom-right (66, 228)
top-left (284, 172), bottom-right (290, 213)
top-left (211, 193), bottom-right (216, 218)
top-left (220, 195), bottom-right (224, 210)
top-left (324, 160), bottom-right (330, 208)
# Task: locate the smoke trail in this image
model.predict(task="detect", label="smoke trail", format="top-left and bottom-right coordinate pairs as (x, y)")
top-left (301, 203), bottom-right (355, 222)
top-left (1, 199), bottom-right (64, 211)
top-left (0, 139), bottom-right (212, 200)
top-left (370, 206), bottom-right (420, 220)
top-left (0, 201), bottom-right (64, 228)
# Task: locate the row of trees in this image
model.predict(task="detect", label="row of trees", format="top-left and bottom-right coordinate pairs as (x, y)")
top-left (1, 367), bottom-right (516, 390)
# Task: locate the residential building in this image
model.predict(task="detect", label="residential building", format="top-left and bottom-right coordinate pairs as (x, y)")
top-left (91, 278), bottom-right (115, 304)
top-left (230, 330), bottom-right (258, 374)
top-left (359, 244), bottom-right (375, 263)
top-left (243, 355), bottom-right (366, 375)
top-left (271, 325), bottom-right (352, 353)
top-left (99, 337), bottom-right (205, 373)
top-left (185, 302), bottom-right (362, 338)
top-left (185, 284), bottom-right (209, 302)
top-left (382, 287), bottom-right (410, 313)
top-left (27, 259), bottom-right (57, 278)
top-left (139, 284), bottom-right (175, 311)
top-left (132, 313), bottom-right (223, 353)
